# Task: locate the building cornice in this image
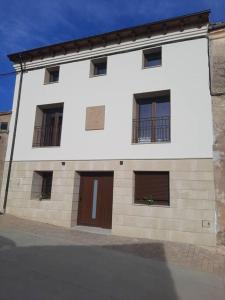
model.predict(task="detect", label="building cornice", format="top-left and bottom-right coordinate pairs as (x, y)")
top-left (209, 27), bottom-right (225, 40)
top-left (9, 10), bottom-right (210, 70)
top-left (13, 26), bottom-right (208, 71)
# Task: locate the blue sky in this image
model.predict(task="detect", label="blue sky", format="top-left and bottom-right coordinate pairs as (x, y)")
top-left (0, 0), bottom-right (224, 112)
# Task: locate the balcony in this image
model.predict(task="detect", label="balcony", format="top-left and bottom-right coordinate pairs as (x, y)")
top-left (33, 124), bottom-right (62, 147)
top-left (132, 116), bottom-right (170, 143)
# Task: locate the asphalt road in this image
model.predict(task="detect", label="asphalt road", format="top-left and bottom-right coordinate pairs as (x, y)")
top-left (0, 218), bottom-right (224, 300)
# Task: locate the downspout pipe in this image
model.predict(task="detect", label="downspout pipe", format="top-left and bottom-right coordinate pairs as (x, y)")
top-left (1, 55), bottom-right (24, 213)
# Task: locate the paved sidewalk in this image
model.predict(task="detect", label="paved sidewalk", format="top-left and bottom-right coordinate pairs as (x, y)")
top-left (0, 214), bottom-right (225, 300)
top-left (1, 214), bottom-right (225, 275)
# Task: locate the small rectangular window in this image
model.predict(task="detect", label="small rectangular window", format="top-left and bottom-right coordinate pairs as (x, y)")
top-left (134, 171), bottom-right (169, 206)
top-left (90, 57), bottom-right (107, 77)
top-left (44, 66), bottom-right (60, 84)
top-left (31, 171), bottom-right (53, 200)
top-left (0, 122), bottom-right (8, 131)
top-left (143, 47), bottom-right (162, 68)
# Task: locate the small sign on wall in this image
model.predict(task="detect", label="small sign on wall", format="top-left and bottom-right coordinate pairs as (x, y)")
top-left (85, 105), bottom-right (105, 130)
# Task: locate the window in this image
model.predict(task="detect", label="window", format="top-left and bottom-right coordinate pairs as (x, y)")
top-left (0, 122), bottom-right (8, 131)
top-left (90, 57), bottom-right (107, 77)
top-left (33, 103), bottom-right (63, 147)
top-left (134, 171), bottom-right (169, 206)
top-left (44, 66), bottom-right (60, 84)
top-left (143, 47), bottom-right (162, 68)
top-left (31, 171), bottom-right (53, 200)
top-left (132, 91), bottom-right (170, 143)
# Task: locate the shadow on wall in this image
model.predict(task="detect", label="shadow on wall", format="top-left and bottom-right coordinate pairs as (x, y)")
top-left (0, 235), bottom-right (178, 300)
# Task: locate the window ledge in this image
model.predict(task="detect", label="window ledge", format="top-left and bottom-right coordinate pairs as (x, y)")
top-left (142, 65), bottom-right (162, 69)
top-left (31, 198), bottom-right (51, 201)
top-left (43, 81), bottom-right (59, 85)
top-left (133, 203), bottom-right (170, 208)
top-left (131, 141), bottom-right (171, 145)
top-left (39, 199), bottom-right (51, 201)
top-left (32, 146), bottom-right (61, 149)
top-left (90, 74), bottom-right (107, 78)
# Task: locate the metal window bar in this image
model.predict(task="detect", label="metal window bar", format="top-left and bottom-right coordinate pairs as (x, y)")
top-left (132, 116), bottom-right (170, 143)
top-left (41, 172), bottom-right (53, 199)
top-left (33, 123), bottom-right (62, 147)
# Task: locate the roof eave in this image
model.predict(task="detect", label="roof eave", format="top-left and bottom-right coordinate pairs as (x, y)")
top-left (8, 9), bottom-right (210, 64)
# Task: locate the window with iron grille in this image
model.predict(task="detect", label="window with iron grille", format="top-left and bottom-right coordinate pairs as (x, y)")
top-left (134, 171), bottom-right (169, 206)
top-left (132, 91), bottom-right (170, 143)
top-left (31, 171), bottom-right (53, 200)
top-left (33, 103), bottom-right (63, 147)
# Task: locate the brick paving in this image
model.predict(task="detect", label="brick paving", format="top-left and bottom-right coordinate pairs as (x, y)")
top-left (1, 214), bottom-right (225, 276)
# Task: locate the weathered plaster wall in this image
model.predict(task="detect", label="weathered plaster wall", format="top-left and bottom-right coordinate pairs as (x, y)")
top-left (209, 28), bottom-right (225, 245)
top-left (210, 29), bottom-right (225, 95)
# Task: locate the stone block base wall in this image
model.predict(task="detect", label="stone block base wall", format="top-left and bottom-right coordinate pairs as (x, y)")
top-left (0, 159), bottom-right (216, 246)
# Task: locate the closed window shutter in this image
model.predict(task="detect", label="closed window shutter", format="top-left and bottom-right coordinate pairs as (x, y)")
top-left (135, 172), bottom-right (169, 205)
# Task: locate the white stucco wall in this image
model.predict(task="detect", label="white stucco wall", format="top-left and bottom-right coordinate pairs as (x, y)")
top-left (7, 37), bottom-right (213, 161)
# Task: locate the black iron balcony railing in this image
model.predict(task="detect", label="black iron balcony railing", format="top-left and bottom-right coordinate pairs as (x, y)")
top-left (33, 125), bottom-right (62, 147)
top-left (132, 116), bottom-right (170, 143)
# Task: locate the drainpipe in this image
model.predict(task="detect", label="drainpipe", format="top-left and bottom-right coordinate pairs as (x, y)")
top-left (1, 55), bottom-right (24, 213)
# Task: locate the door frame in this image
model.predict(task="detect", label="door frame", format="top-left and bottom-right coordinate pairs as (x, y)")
top-left (77, 171), bottom-right (114, 229)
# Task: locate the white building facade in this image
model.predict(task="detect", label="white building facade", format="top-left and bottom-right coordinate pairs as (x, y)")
top-left (0, 11), bottom-right (217, 246)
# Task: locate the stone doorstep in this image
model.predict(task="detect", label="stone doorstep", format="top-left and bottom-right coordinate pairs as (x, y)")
top-left (73, 225), bottom-right (112, 235)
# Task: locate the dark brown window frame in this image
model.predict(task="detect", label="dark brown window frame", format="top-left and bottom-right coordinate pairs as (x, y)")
top-left (134, 171), bottom-right (170, 206)
top-left (0, 122), bottom-right (8, 132)
top-left (44, 66), bottom-right (60, 84)
top-left (32, 103), bottom-right (64, 148)
top-left (142, 47), bottom-right (162, 69)
top-left (31, 171), bottom-right (53, 200)
top-left (90, 57), bottom-right (107, 77)
top-left (132, 90), bottom-right (170, 144)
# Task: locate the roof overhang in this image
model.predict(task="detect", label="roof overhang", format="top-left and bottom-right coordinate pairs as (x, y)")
top-left (8, 10), bottom-right (210, 64)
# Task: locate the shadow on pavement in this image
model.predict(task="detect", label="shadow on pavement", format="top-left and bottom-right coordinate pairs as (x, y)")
top-left (0, 235), bottom-right (16, 250)
top-left (0, 235), bottom-right (178, 300)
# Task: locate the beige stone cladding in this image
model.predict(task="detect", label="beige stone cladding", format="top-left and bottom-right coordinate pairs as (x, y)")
top-left (0, 159), bottom-right (216, 246)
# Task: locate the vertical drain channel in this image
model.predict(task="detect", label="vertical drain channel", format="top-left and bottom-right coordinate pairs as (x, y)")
top-left (91, 179), bottom-right (98, 219)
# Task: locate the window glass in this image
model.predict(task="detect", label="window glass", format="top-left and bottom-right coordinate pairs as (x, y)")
top-left (49, 70), bottom-right (59, 82)
top-left (33, 104), bottom-right (63, 147)
top-left (156, 98), bottom-right (170, 117)
top-left (94, 62), bottom-right (107, 75)
top-left (0, 122), bottom-right (8, 131)
top-left (138, 100), bottom-right (152, 142)
top-left (144, 48), bottom-right (162, 68)
top-left (133, 93), bottom-right (170, 143)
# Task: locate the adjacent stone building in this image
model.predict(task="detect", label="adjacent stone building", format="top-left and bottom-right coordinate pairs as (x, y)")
top-left (0, 112), bottom-right (11, 192)
top-left (209, 23), bottom-right (225, 245)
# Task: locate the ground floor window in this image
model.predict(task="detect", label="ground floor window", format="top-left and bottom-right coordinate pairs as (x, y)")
top-left (31, 171), bottom-right (53, 200)
top-left (134, 171), bottom-right (169, 206)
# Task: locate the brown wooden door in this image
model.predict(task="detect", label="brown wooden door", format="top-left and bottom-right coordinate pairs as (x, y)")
top-left (77, 172), bottom-right (114, 229)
